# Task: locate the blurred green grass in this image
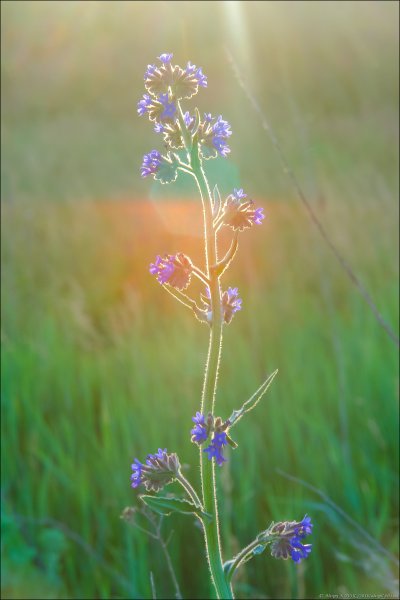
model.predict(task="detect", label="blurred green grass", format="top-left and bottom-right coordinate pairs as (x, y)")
top-left (1, 1), bottom-right (399, 599)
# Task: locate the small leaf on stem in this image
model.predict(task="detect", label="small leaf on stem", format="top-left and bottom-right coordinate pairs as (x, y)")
top-left (139, 495), bottom-right (212, 523)
top-left (213, 184), bottom-right (222, 219)
top-left (228, 369), bottom-right (278, 428)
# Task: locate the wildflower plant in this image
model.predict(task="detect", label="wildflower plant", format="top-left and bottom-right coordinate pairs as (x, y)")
top-left (129, 53), bottom-right (313, 598)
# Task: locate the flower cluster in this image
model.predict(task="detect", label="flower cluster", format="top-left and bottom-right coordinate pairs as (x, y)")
top-left (220, 189), bottom-right (265, 231)
top-left (141, 150), bottom-right (162, 178)
top-left (201, 286), bottom-right (242, 324)
top-left (268, 515), bottom-right (313, 564)
top-left (149, 253), bottom-right (193, 290)
top-left (197, 113), bottom-right (232, 159)
top-left (190, 412), bottom-right (209, 443)
top-left (222, 287), bottom-right (242, 324)
top-left (190, 412), bottom-right (234, 467)
top-left (137, 52), bottom-right (233, 182)
top-left (203, 432), bottom-right (228, 466)
top-left (131, 448), bottom-right (181, 492)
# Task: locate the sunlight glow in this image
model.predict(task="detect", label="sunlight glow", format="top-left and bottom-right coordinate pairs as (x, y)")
top-left (222, 1), bottom-right (254, 78)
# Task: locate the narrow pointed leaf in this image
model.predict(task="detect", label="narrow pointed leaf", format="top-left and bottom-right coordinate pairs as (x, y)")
top-left (139, 495), bottom-right (212, 523)
top-left (192, 107), bottom-right (201, 136)
top-left (228, 369), bottom-right (278, 428)
top-left (213, 184), bottom-right (222, 218)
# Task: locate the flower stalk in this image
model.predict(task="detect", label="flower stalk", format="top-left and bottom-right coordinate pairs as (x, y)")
top-left (129, 51), bottom-right (312, 600)
top-left (189, 126), bottom-right (233, 600)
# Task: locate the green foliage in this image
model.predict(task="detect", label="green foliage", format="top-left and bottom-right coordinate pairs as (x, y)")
top-left (139, 495), bottom-right (212, 522)
top-left (1, 510), bottom-right (68, 599)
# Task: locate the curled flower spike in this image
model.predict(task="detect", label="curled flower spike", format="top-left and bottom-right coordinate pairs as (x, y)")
top-left (203, 432), bottom-right (228, 466)
top-left (141, 150), bottom-right (162, 178)
top-left (221, 189), bottom-right (265, 231)
top-left (222, 287), bottom-right (242, 324)
top-left (149, 253), bottom-right (193, 290)
top-left (144, 52), bottom-right (205, 101)
top-left (269, 515), bottom-right (313, 564)
top-left (131, 448), bottom-right (181, 492)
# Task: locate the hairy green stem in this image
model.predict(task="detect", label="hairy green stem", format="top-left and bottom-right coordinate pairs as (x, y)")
top-left (194, 167), bottom-right (233, 600)
top-left (176, 473), bottom-right (202, 509)
top-left (225, 538), bottom-right (264, 583)
top-left (177, 100), bottom-right (232, 598)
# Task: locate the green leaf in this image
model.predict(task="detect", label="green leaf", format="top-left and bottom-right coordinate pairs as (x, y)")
top-left (154, 154), bottom-right (178, 185)
top-left (228, 369), bottom-right (278, 428)
top-left (190, 134), bottom-right (200, 170)
top-left (213, 184), bottom-right (222, 218)
top-left (139, 495), bottom-right (212, 523)
top-left (200, 144), bottom-right (218, 160)
top-left (192, 107), bottom-right (201, 136)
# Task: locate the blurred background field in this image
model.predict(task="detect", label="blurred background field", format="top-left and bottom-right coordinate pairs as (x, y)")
top-left (1, 1), bottom-right (399, 599)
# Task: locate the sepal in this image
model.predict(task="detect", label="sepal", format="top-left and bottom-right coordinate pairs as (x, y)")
top-left (154, 153), bottom-right (179, 184)
top-left (145, 63), bottom-right (199, 100)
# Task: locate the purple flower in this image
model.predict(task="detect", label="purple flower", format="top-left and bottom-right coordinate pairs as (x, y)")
top-left (198, 114), bottom-right (232, 159)
top-left (269, 515), bottom-right (313, 564)
top-left (191, 412), bottom-right (208, 444)
top-left (185, 62), bottom-right (196, 74)
top-left (212, 136), bottom-right (231, 157)
top-left (147, 447), bottom-right (167, 461)
top-left (203, 432), bottom-right (228, 466)
top-left (185, 62), bottom-right (207, 87)
top-left (253, 207), bottom-right (265, 225)
top-left (149, 253), bottom-right (193, 290)
top-left (221, 189), bottom-right (265, 231)
top-left (158, 93), bottom-right (176, 120)
top-left (131, 448), bottom-right (181, 492)
top-left (141, 150), bottom-right (162, 178)
top-left (183, 111), bottom-right (194, 128)
top-left (296, 514), bottom-right (313, 537)
top-left (290, 536), bottom-right (312, 563)
top-left (192, 411), bottom-right (205, 426)
top-left (211, 116), bottom-right (232, 157)
top-left (232, 188), bottom-right (247, 200)
top-left (130, 458), bottom-right (144, 488)
top-left (158, 53), bottom-right (173, 64)
top-left (212, 115), bottom-right (232, 138)
top-left (137, 93), bottom-right (152, 117)
top-left (191, 424), bottom-right (208, 444)
top-left (154, 122), bottom-right (165, 134)
top-left (222, 287), bottom-right (242, 324)
top-left (194, 67), bottom-right (207, 87)
top-left (144, 64), bottom-right (157, 79)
